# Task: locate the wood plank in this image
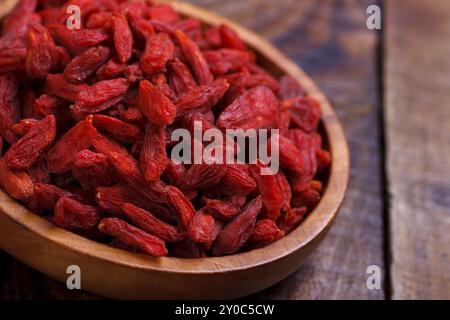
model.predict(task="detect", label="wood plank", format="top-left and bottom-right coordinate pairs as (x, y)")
top-left (1, 0), bottom-right (385, 299)
top-left (385, 0), bottom-right (450, 300)
top-left (188, 0), bottom-right (385, 299)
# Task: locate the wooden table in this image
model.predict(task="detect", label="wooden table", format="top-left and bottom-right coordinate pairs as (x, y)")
top-left (1, 0), bottom-right (449, 300)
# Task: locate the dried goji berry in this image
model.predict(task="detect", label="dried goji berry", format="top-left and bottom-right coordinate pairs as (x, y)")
top-left (277, 207), bottom-right (307, 233)
top-left (137, 80), bottom-right (176, 125)
top-left (72, 78), bottom-right (130, 120)
top-left (95, 185), bottom-right (175, 223)
top-left (5, 115), bottom-right (56, 170)
top-left (47, 116), bottom-right (97, 174)
top-left (140, 122), bottom-right (168, 182)
top-left (98, 217), bottom-right (168, 257)
top-left (46, 74), bottom-right (90, 103)
top-left (219, 24), bottom-right (246, 51)
top-left (174, 79), bottom-right (229, 115)
top-left (218, 164), bottom-right (256, 197)
top-left (92, 114), bottom-right (141, 143)
top-left (165, 186), bottom-right (196, 230)
top-left (248, 219), bottom-right (284, 249)
top-left (48, 25), bottom-right (109, 55)
top-left (213, 196), bottom-right (262, 256)
top-left (185, 164), bottom-right (227, 189)
top-left (63, 46), bottom-right (110, 83)
top-left (249, 162), bottom-right (284, 221)
top-left (0, 74), bottom-right (20, 144)
top-left (204, 48), bottom-right (254, 76)
top-left (188, 208), bottom-right (222, 249)
top-left (2, 0), bottom-right (38, 39)
top-left (205, 199), bottom-right (241, 222)
top-left (55, 196), bottom-right (100, 230)
top-left (0, 157), bottom-right (34, 200)
top-left (167, 58), bottom-right (198, 96)
top-left (72, 149), bottom-right (117, 195)
top-left (122, 203), bottom-right (184, 242)
top-left (283, 96), bottom-right (321, 133)
top-left (33, 183), bottom-right (82, 211)
top-left (217, 86), bottom-right (280, 130)
top-left (173, 29), bottom-right (213, 85)
top-left (25, 23), bottom-right (57, 79)
top-left (140, 33), bottom-right (174, 75)
top-left (11, 119), bottom-right (38, 137)
top-left (111, 14), bottom-right (132, 63)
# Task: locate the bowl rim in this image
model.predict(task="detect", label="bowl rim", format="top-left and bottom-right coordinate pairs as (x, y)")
top-left (0, 0), bottom-right (350, 275)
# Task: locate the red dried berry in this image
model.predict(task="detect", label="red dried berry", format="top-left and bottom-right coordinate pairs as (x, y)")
top-left (54, 196), bottom-right (100, 230)
top-left (122, 203), bottom-right (184, 243)
top-left (213, 196), bottom-right (262, 256)
top-left (92, 114), bottom-right (141, 144)
top-left (5, 115), bottom-right (56, 170)
top-left (111, 15), bottom-right (132, 63)
top-left (140, 32), bottom-right (174, 75)
top-left (98, 218), bottom-right (168, 257)
top-left (0, 157), bottom-right (34, 200)
top-left (140, 122), bottom-right (168, 182)
top-left (137, 80), bottom-right (176, 125)
top-left (47, 116), bottom-right (97, 174)
top-left (63, 46), bottom-right (110, 83)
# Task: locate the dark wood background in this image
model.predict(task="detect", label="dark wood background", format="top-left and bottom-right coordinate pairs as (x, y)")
top-left (1, 0), bottom-right (449, 300)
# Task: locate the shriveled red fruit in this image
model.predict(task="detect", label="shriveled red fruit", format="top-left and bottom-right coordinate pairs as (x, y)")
top-left (0, 158), bottom-right (34, 200)
top-left (72, 78), bottom-right (130, 119)
top-left (219, 24), bottom-right (246, 51)
top-left (2, 0), bottom-right (37, 39)
top-left (140, 33), bottom-right (174, 75)
top-left (165, 186), bottom-right (196, 230)
top-left (185, 164), bottom-right (227, 189)
top-left (54, 196), bottom-right (100, 230)
top-left (148, 4), bottom-right (179, 23)
top-left (278, 207), bottom-right (307, 233)
top-left (0, 38), bottom-right (27, 74)
top-left (33, 183), bottom-right (82, 211)
top-left (218, 164), bottom-right (256, 197)
top-left (72, 150), bottom-right (117, 194)
top-left (5, 115), bottom-right (56, 170)
top-left (283, 96), bottom-right (321, 133)
top-left (63, 46), bottom-right (110, 83)
top-left (275, 171), bottom-right (292, 211)
top-left (25, 24), bottom-right (57, 79)
top-left (122, 203), bottom-right (184, 243)
top-left (92, 114), bottom-right (141, 143)
top-left (47, 116), bottom-right (97, 174)
top-left (98, 218), bottom-right (168, 257)
top-left (0, 74), bottom-right (20, 144)
top-left (275, 135), bottom-right (307, 175)
top-left (11, 119), bottom-right (38, 137)
top-left (96, 58), bottom-right (127, 80)
top-left (140, 122), bottom-right (168, 182)
top-left (205, 199), bottom-right (241, 222)
top-left (174, 79), bottom-right (229, 115)
top-left (248, 219), bottom-right (284, 249)
top-left (287, 129), bottom-right (318, 192)
top-left (46, 74), bottom-right (89, 102)
top-left (204, 48), bottom-right (254, 76)
top-left (137, 80), bottom-right (176, 125)
top-left (173, 29), bottom-right (213, 85)
top-left (111, 14), bottom-right (132, 63)
top-left (292, 188), bottom-right (321, 211)
top-left (249, 162), bottom-right (284, 221)
top-left (213, 196), bottom-right (262, 256)
top-left (278, 75), bottom-right (306, 100)
top-left (48, 25), bottom-right (109, 55)
top-left (95, 185), bottom-right (175, 223)
top-left (217, 86), bottom-right (280, 130)
top-left (127, 11), bottom-right (154, 42)
top-left (188, 209), bottom-right (222, 249)
top-left (167, 58), bottom-right (197, 96)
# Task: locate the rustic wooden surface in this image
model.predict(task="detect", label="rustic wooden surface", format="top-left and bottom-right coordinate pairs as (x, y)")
top-left (0, 0), bottom-right (448, 300)
top-left (385, 0), bottom-right (450, 300)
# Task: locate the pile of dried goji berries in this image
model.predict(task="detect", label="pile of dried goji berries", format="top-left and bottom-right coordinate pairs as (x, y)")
top-left (0, 0), bottom-right (331, 257)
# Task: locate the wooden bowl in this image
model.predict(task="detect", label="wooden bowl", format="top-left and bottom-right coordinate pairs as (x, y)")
top-left (0, 1), bottom-right (350, 299)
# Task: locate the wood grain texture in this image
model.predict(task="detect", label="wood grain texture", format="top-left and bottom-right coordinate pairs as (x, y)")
top-left (1, 0), bottom-right (378, 300)
top-left (385, 0), bottom-right (450, 300)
